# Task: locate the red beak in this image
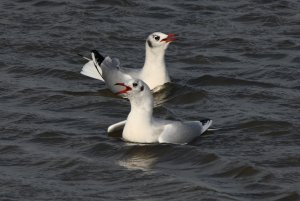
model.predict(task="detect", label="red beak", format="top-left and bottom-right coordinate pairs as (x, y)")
top-left (161, 33), bottom-right (177, 43)
top-left (115, 83), bottom-right (132, 95)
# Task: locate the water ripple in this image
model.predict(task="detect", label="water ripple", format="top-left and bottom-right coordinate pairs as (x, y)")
top-left (1, 0), bottom-right (300, 200)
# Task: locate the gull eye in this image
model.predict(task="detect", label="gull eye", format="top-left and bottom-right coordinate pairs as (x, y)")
top-left (140, 86), bottom-right (144, 91)
top-left (133, 83), bottom-right (138, 87)
top-left (154, 35), bottom-right (160, 41)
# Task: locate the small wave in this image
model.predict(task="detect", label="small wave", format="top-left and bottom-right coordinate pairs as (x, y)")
top-left (291, 56), bottom-right (300, 63)
top-left (242, 52), bottom-right (287, 60)
top-left (282, 30), bottom-right (300, 37)
top-left (33, 1), bottom-right (67, 7)
top-left (233, 13), bottom-right (284, 26)
top-left (81, 142), bottom-right (118, 158)
top-left (238, 119), bottom-right (292, 130)
top-left (47, 157), bottom-right (82, 170)
top-left (8, 66), bottom-right (82, 80)
top-left (0, 144), bottom-right (24, 155)
top-left (187, 75), bottom-right (276, 88)
top-left (29, 131), bottom-right (68, 145)
top-left (212, 164), bottom-right (260, 178)
top-left (272, 155), bottom-right (300, 168)
top-left (62, 88), bottom-right (118, 98)
top-left (91, 0), bottom-right (139, 7)
top-left (153, 82), bottom-right (207, 106)
top-left (174, 2), bottom-right (223, 12)
top-left (180, 55), bottom-right (240, 64)
top-left (276, 40), bottom-right (297, 49)
top-left (275, 192), bottom-right (299, 201)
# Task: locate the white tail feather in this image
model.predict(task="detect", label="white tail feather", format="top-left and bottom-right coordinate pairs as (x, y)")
top-left (80, 60), bottom-right (104, 81)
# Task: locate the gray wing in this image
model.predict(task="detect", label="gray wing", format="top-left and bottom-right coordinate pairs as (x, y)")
top-left (119, 67), bottom-right (141, 78)
top-left (100, 57), bottom-right (136, 94)
top-left (158, 120), bottom-right (212, 144)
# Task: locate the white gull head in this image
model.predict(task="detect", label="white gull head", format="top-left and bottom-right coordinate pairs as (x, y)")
top-left (115, 79), bottom-right (153, 110)
top-left (145, 32), bottom-right (176, 51)
top-left (140, 32), bottom-right (177, 90)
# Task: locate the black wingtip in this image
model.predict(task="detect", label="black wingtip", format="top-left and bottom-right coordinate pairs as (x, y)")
top-left (200, 119), bottom-right (211, 125)
top-left (91, 50), bottom-right (105, 64)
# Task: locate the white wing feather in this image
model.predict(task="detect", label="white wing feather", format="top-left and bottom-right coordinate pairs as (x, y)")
top-left (107, 120), bottom-right (127, 133)
top-left (81, 60), bottom-right (104, 81)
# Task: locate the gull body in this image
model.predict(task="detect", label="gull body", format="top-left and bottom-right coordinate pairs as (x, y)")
top-left (111, 79), bottom-right (212, 144)
top-left (80, 32), bottom-right (176, 92)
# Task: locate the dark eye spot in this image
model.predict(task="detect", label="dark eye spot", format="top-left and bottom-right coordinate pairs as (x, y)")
top-left (154, 35), bottom-right (160, 41)
top-left (140, 86), bottom-right (144, 91)
top-left (133, 83), bottom-right (138, 87)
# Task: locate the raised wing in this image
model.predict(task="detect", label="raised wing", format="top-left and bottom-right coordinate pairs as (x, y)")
top-left (107, 120), bottom-right (126, 133)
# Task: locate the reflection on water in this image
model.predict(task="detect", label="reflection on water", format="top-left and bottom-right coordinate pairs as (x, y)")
top-left (118, 144), bottom-right (168, 170)
top-left (153, 83), bottom-right (207, 107)
top-left (153, 83), bottom-right (176, 107)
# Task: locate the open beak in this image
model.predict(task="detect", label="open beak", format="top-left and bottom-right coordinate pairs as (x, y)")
top-left (115, 83), bottom-right (132, 95)
top-left (161, 34), bottom-right (177, 43)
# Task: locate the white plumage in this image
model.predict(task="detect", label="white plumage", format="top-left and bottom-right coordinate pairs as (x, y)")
top-left (80, 32), bottom-right (176, 92)
top-left (110, 79), bottom-right (212, 144)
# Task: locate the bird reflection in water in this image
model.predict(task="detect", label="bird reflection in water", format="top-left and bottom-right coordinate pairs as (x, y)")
top-left (118, 144), bottom-right (170, 170)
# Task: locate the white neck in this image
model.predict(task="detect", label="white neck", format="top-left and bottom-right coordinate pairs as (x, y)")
top-left (128, 93), bottom-right (153, 123)
top-left (140, 43), bottom-right (170, 89)
top-left (123, 92), bottom-right (157, 143)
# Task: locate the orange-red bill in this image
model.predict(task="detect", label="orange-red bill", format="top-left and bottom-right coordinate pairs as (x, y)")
top-left (115, 83), bottom-right (132, 95)
top-left (161, 33), bottom-right (177, 42)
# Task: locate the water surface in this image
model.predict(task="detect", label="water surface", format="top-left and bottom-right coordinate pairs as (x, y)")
top-left (1, 0), bottom-right (300, 200)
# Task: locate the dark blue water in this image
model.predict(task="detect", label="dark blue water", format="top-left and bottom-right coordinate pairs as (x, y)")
top-left (1, 0), bottom-right (300, 200)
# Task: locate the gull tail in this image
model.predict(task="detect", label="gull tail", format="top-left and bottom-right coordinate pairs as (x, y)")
top-left (200, 119), bottom-right (213, 134)
top-left (80, 50), bottom-right (105, 81)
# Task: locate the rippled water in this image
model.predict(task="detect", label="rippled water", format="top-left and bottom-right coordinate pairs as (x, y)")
top-left (1, 0), bottom-right (300, 200)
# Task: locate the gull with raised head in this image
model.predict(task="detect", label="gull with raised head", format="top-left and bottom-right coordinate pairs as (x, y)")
top-left (80, 32), bottom-right (176, 92)
top-left (108, 79), bottom-right (212, 144)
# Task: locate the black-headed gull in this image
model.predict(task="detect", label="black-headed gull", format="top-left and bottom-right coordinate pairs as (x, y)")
top-left (108, 79), bottom-right (212, 144)
top-left (80, 32), bottom-right (176, 92)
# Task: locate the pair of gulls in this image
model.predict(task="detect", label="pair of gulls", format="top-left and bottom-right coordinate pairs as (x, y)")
top-left (80, 32), bottom-right (212, 144)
